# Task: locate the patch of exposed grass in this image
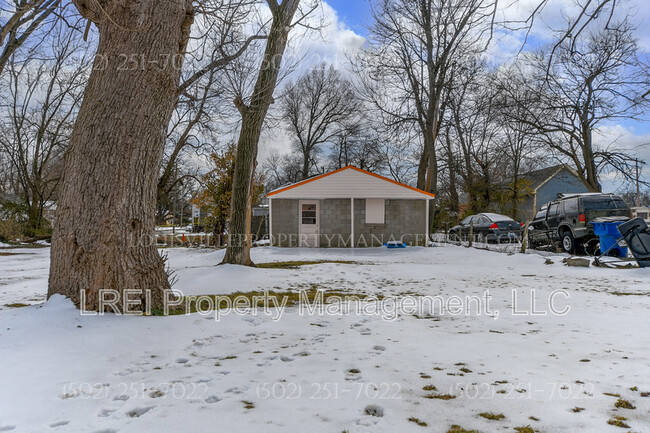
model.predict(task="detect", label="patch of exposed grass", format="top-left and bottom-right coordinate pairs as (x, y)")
top-left (479, 412), bottom-right (505, 421)
top-left (614, 398), bottom-right (636, 409)
top-left (514, 427), bottom-right (538, 433)
top-left (408, 417), bottom-right (427, 427)
top-left (0, 252), bottom-right (20, 256)
top-left (423, 393), bottom-right (456, 400)
top-left (459, 367), bottom-right (472, 373)
top-left (571, 407), bottom-right (585, 413)
top-left (603, 392), bottom-right (620, 397)
top-left (255, 260), bottom-right (358, 269)
top-left (607, 416), bottom-right (630, 428)
top-left (4, 303), bottom-right (29, 308)
top-left (610, 291), bottom-right (648, 296)
top-left (640, 392), bottom-right (649, 397)
top-left (528, 416), bottom-right (539, 421)
top-left (422, 384), bottom-right (437, 391)
top-left (579, 359), bottom-right (590, 362)
top-left (242, 400), bottom-right (255, 409)
top-left (152, 288), bottom-right (373, 316)
top-left (420, 373), bottom-right (432, 379)
top-left (447, 426), bottom-right (479, 433)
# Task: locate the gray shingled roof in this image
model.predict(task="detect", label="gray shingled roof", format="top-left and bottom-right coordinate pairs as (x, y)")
top-left (521, 165), bottom-right (565, 190)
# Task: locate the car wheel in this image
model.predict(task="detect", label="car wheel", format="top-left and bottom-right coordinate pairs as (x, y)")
top-left (448, 231), bottom-right (458, 242)
top-left (561, 230), bottom-right (575, 254)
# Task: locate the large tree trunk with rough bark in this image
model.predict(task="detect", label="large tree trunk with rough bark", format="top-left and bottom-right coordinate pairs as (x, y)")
top-left (222, 0), bottom-right (301, 266)
top-left (48, 0), bottom-right (193, 312)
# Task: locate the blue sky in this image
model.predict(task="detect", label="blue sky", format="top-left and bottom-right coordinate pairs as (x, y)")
top-left (325, 0), bottom-right (371, 35)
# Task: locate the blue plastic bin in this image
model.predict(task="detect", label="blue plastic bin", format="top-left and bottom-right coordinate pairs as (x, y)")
top-left (591, 219), bottom-right (628, 257)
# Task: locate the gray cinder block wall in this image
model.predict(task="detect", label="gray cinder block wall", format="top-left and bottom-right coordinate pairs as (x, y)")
top-left (271, 199), bottom-right (299, 247)
top-left (353, 199), bottom-right (426, 247)
top-left (271, 198), bottom-right (427, 247)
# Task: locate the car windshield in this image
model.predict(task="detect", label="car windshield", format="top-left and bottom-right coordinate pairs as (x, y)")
top-left (582, 196), bottom-right (627, 211)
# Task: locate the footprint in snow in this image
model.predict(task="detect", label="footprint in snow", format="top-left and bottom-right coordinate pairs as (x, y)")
top-left (205, 396), bottom-right (221, 403)
top-left (281, 356), bottom-right (294, 362)
top-left (125, 406), bottom-right (155, 418)
top-left (293, 351), bottom-right (311, 357)
top-left (242, 316), bottom-right (262, 326)
top-left (364, 404), bottom-right (384, 417)
top-left (175, 358), bottom-right (189, 364)
top-left (98, 409), bottom-right (116, 418)
top-left (93, 430), bottom-right (118, 433)
top-left (373, 345), bottom-right (386, 351)
top-left (0, 426), bottom-right (16, 432)
top-left (113, 395), bottom-right (129, 401)
top-left (49, 421), bottom-right (69, 428)
top-left (225, 386), bottom-right (247, 394)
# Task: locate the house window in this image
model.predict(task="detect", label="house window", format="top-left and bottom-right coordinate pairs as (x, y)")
top-left (366, 199), bottom-right (385, 224)
top-left (301, 204), bottom-right (317, 225)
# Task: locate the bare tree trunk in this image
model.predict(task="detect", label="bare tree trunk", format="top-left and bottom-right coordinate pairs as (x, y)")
top-left (445, 134), bottom-right (459, 215)
top-left (222, 0), bottom-right (301, 266)
top-left (302, 152), bottom-right (310, 179)
top-left (581, 126), bottom-right (601, 192)
top-left (48, 0), bottom-right (194, 311)
top-left (417, 145), bottom-right (428, 191)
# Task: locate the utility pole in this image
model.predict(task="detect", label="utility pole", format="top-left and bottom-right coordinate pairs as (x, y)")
top-left (636, 159), bottom-right (640, 208)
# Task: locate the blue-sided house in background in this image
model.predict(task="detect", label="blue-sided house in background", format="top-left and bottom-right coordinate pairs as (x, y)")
top-left (520, 164), bottom-right (591, 221)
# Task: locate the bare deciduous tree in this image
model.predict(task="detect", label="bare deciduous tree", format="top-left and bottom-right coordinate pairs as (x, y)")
top-left (358, 0), bottom-right (499, 197)
top-left (222, 0), bottom-right (315, 266)
top-left (282, 63), bottom-right (358, 179)
top-left (504, 19), bottom-right (649, 192)
top-left (0, 21), bottom-right (90, 233)
top-left (48, 0), bottom-right (195, 311)
top-left (157, 0), bottom-right (268, 224)
top-left (0, 0), bottom-right (61, 76)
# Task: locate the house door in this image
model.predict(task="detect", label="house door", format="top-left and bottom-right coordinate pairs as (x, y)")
top-left (299, 201), bottom-right (319, 247)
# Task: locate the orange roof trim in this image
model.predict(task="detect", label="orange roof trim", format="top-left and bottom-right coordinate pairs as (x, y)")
top-left (267, 165), bottom-right (436, 198)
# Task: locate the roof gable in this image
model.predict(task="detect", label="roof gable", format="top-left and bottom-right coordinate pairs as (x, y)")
top-left (522, 164), bottom-right (581, 191)
top-left (267, 166), bottom-right (435, 199)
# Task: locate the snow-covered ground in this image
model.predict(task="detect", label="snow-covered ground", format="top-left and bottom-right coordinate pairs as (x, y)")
top-left (0, 245), bottom-right (649, 433)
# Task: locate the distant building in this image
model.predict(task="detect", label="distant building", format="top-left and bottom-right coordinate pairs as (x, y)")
top-left (252, 205), bottom-right (269, 239)
top-left (520, 164), bottom-right (590, 221)
top-left (632, 206), bottom-right (650, 222)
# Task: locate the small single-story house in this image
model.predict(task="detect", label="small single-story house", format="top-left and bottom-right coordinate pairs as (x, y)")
top-left (632, 206), bottom-right (650, 223)
top-left (267, 166), bottom-right (435, 247)
top-left (520, 164), bottom-right (590, 221)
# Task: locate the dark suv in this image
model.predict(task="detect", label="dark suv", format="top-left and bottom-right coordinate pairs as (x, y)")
top-left (528, 193), bottom-right (630, 253)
